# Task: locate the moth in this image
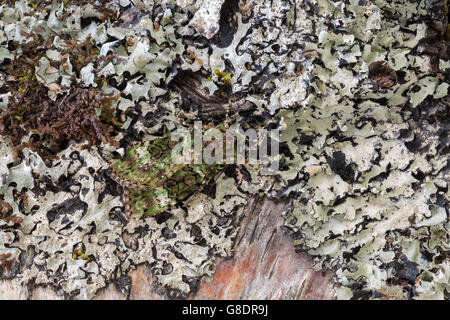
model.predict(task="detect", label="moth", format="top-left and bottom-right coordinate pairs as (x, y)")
top-left (109, 136), bottom-right (226, 218)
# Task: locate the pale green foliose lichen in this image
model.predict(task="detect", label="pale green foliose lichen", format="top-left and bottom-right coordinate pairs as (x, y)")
top-left (0, 0), bottom-right (448, 300)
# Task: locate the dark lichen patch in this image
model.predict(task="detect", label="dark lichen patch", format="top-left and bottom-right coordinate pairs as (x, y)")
top-left (46, 197), bottom-right (87, 224)
top-left (325, 151), bottom-right (357, 184)
top-left (210, 0), bottom-right (241, 48)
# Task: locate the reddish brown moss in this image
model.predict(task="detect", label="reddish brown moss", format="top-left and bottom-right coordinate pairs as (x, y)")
top-left (368, 61), bottom-right (398, 88)
top-left (0, 253), bottom-right (15, 274)
top-left (0, 36), bottom-right (120, 159)
top-left (0, 85), bottom-right (120, 157)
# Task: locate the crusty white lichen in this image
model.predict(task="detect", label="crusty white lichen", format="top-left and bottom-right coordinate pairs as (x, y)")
top-left (180, 0), bottom-right (226, 39)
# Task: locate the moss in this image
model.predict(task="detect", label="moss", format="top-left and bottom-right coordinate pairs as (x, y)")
top-left (72, 249), bottom-right (90, 261)
top-left (214, 69), bottom-right (232, 86)
top-left (0, 32), bottom-right (121, 159)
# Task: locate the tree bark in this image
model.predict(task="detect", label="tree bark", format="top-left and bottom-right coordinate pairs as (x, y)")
top-left (0, 197), bottom-right (336, 300)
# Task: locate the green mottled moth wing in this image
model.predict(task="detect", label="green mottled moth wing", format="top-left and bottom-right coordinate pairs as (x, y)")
top-left (110, 137), bottom-right (177, 190)
top-left (110, 136), bottom-right (226, 218)
top-left (125, 163), bottom-right (224, 218)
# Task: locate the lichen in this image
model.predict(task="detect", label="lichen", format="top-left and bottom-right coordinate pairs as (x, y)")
top-left (0, 0), bottom-right (448, 300)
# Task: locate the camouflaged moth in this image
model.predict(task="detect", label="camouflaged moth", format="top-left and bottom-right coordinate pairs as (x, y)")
top-left (109, 136), bottom-right (225, 218)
